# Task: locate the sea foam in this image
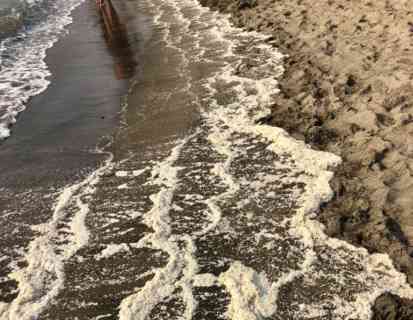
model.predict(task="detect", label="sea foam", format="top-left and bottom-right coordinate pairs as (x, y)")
top-left (3, 0), bottom-right (413, 318)
top-left (0, 0), bottom-right (84, 140)
top-left (116, 0), bottom-right (413, 319)
top-left (0, 149), bottom-right (113, 320)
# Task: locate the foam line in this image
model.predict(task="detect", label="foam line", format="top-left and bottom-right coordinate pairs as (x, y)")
top-left (219, 262), bottom-right (276, 320)
top-left (169, 0), bottom-right (413, 319)
top-left (115, 0), bottom-right (413, 318)
top-left (0, 150), bottom-right (113, 320)
top-left (118, 137), bottom-right (191, 320)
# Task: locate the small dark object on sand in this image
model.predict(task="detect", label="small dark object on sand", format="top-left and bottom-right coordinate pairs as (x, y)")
top-left (239, 0), bottom-right (256, 10)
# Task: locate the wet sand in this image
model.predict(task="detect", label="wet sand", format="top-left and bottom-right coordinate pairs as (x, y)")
top-left (1, 0), bottom-right (413, 318)
top-left (0, 0), bottom-right (137, 303)
top-left (23, 0), bottom-right (410, 318)
top-left (198, 0), bottom-right (413, 317)
top-left (0, 0), bottom-right (136, 189)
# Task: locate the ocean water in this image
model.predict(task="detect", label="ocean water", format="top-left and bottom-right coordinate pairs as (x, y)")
top-left (0, 0), bottom-right (413, 319)
top-left (0, 0), bottom-right (23, 18)
top-left (0, 0), bottom-right (84, 139)
top-left (0, 0), bottom-right (47, 37)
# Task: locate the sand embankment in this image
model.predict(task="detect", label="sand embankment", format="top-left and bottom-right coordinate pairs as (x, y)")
top-left (199, 0), bottom-right (413, 317)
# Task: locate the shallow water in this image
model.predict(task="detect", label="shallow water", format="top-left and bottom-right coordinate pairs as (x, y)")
top-left (0, 0), bottom-right (84, 139)
top-left (0, 0), bottom-right (137, 316)
top-left (0, 0), bottom-right (17, 12)
top-left (0, 0), bottom-right (27, 18)
top-left (1, 0), bottom-right (413, 319)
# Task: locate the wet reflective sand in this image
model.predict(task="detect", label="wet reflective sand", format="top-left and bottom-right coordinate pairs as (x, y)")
top-left (1, 0), bottom-right (413, 319)
top-left (0, 0), bottom-right (138, 307)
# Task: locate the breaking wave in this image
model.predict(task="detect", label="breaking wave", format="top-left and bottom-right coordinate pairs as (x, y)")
top-left (0, 0), bottom-right (84, 140)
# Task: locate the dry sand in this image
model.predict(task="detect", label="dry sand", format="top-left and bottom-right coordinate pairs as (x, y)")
top-left (199, 0), bottom-right (413, 318)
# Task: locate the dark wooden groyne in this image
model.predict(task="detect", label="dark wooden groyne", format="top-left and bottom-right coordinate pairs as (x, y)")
top-left (96, 0), bottom-right (120, 41)
top-left (95, 0), bottom-right (137, 79)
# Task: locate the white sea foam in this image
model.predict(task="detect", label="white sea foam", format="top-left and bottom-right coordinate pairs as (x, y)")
top-left (24, 0), bottom-right (44, 5)
top-left (115, 0), bottom-right (413, 319)
top-left (0, 150), bottom-right (113, 320)
top-left (93, 314), bottom-right (112, 320)
top-left (219, 262), bottom-right (276, 320)
top-left (95, 243), bottom-right (130, 261)
top-left (2, 0), bottom-right (405, 317)
top-left (115, 171), bottom-right (129, 177)
top-left (192, 273), bottom-right (217, 287)
top-left (118, 138), bottom-right (190, 320)
top-left (115, 168), bottom-right (148, 178)
top-left (0, 0), bottom-right (84, 139)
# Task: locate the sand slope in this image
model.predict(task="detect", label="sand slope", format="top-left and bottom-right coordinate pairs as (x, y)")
top-left (199, 0), bottom-right (413, 317)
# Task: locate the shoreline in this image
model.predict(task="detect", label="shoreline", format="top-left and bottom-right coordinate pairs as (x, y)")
top-left (0, 0), bottom-right (135, 189)
top-left (0, 0), bottom-right (136, 306)
top-left (198, 0), bottom-right (413, 317)
top-left (2, 0), bottom-right (413, 317)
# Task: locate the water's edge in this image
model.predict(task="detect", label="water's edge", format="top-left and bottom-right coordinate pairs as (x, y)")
top-left (1, 0), bottom-right (413, 319)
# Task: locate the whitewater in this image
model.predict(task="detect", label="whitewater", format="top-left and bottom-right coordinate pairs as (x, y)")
top-left (0, 0), bottom-right (84, 139)
top-left (0, 0), bottom-right (412, 319)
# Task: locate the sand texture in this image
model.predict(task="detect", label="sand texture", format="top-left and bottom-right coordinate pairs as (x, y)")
top-left (198, 0), bottom-right (413, 317)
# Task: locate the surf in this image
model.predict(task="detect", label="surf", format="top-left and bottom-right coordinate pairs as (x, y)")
top-left (0, 0), bottom-right (84, 140)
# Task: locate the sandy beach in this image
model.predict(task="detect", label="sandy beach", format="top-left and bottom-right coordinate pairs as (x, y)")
top-left (199, 0), bottom-right (413, 317)
top-left (2, 0), bottom-right (413, 318)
